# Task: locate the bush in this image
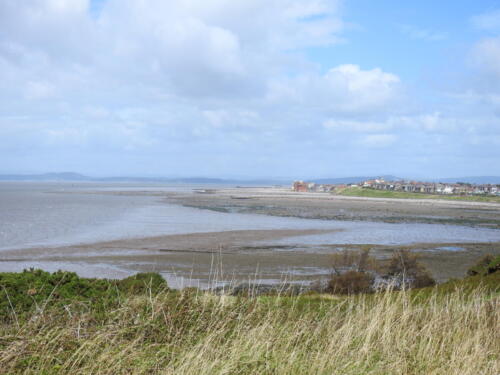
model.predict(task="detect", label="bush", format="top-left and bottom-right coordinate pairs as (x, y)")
top-left (117, 272), bottom-right (168, 294)
top-left (466, 254), bottom-right (500, 276)
top-left (383, 251), bottom-right (436, 289)
top-left (486, 256), bottom-right (500, 274)
top-left (330, 247), bottom-right (379, 275)
top-left (326, 248), bottom-right (379, 294)
top-left (0, 269), bottom-right (168, 322)
top-left (327, 271), bottom-right (374, 295)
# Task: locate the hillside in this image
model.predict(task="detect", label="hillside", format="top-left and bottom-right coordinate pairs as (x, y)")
top-left (0, 269), bottom-right (498, 374)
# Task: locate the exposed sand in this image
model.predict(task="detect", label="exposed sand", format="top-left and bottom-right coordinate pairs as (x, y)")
top-left (1, 228), bottom-right (499, 287)
top-left (0, 229), bottom-right (337, 257)
top-left (166, 187), bottom-right (500, 228)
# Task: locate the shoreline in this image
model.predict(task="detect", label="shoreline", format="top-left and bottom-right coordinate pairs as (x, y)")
top-left (2, 185), bottom-right (500, 287)
top-left (165, 186), bottom-right (500, 228)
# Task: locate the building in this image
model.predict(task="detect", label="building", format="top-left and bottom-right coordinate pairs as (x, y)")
top-left (292, 181), bottom-right (308, 192)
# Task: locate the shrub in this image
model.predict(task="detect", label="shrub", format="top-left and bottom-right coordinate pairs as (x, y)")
top-left (330, 247), bottom-right (379, 275)
top-left (117, 272), bottom-right (168, 294)
top-left (466, 254), bottom-right (500, 276)
top-left (383, 250), bottom-right (436, 289)
top-left (326, 248), bottom-right (379, 294)
top-left (327, 270), bottom-right (374, 295)
top-left (486, 256), bottom-right (500, 274)
top-left (0, 269), bottom-right (168, 322)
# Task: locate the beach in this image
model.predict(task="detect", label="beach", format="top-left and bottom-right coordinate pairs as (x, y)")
top-left (166, 186), bottom-right (500, 228)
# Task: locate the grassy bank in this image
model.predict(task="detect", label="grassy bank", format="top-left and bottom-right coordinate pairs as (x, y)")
top-left (0, 269), bottom-right (499, 374)
top-left (335, 187), bottom-right (500, 203)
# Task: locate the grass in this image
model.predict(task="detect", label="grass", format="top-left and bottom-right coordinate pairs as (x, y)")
top-left (0, 269), bottom-right (167, 322)
top-left (0, 269), bottom-right (499, 374)
top-left (335, 187), bottom-right (500, 203)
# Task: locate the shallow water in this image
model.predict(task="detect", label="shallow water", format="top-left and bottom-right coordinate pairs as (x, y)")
top-left (270, 221), bottom-right (500, 246)
top-left (0, 182), bottom-right (330, 250)
top-left (1, 182), bottom-right (500, 252)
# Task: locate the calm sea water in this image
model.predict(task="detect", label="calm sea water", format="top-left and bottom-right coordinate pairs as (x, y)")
top-left (1, 182), bottom-right (500, 252)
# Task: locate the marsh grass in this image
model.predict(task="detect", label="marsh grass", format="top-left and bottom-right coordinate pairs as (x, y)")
top-left (0, 271), bottom-right (498, 374)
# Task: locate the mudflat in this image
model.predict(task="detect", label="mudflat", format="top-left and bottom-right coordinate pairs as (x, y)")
top-left (0, 228), bottom-right (337, 257)
top-left (166, 186), bottom-right (500, 228)
top-left (1, 230), bottom-right (498, 286)
top-left (0, 229), bottom-right (343, 286)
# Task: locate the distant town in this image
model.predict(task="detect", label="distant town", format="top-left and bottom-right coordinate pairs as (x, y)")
top-left (292, 178), bottom-right (500, 196)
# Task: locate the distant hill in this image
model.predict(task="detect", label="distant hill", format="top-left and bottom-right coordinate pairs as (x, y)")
top-left (1, 173), bottom-right (499, 185)
top-left (314, 176), bottom-right (500, 185)
top-left (98, 176), bottom-right (292, 185)
top-left (0, 172), bottom-right (90, 181)
top-left (0, 173), bottom-right (290, 185)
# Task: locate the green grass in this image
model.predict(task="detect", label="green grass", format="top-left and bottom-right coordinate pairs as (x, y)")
top-left (0, 269), bottom-right (498, 374)
top-left (335, 187), bottom-right (500, 203)
top-left (0, 269), bottom-right (167, 322)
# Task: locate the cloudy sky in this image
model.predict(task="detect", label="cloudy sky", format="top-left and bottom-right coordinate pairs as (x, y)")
top-left (1, 0), bottom-right (500, 179)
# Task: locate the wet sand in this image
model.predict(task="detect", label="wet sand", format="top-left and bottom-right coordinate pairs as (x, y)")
top-left (166, 187), bottom-right (500, 228)
top-left (0, 228), bottom-right (337, 257)
top-left (1, 228), bottom-right (499, 287)
top-left (0, 229), bottom-right (341, 286)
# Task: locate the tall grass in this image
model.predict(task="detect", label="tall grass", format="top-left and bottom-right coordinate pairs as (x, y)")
top-left (1, 283), bottom-right (498, 374)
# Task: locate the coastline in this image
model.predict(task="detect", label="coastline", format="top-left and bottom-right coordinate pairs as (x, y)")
top-left (165, 186), bottom-right (500, 228)
top-left (1, 185), bottom-right (500, 287)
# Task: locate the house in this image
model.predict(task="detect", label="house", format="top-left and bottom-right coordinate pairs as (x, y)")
top-left (294, 178), bottom-right (500, 197)
top-left (292, 181), bottom-right (308, 192)
top-left (442, 186), bottom-right (454, 194)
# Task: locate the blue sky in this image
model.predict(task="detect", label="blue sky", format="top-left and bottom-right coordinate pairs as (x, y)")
top-left (1, 0), bottom-right (499, 179)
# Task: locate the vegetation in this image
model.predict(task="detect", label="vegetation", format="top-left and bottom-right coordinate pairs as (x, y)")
top-left (327, 270), bottom-right (374, 294)
top-left (335, 186), bottom-right (500, 203)
top-left (329, 246), bottom-right (379, 275)
top-left (327, 248), bottom-right (435, 294)
top-left (0, 269), bottom-right (167, 322)
top-left (467, 254), bottom-right (500, 276)
top-left (0, 267), bottom-right (498, 374)
top-left (383, 250), bottom-right (436, 289)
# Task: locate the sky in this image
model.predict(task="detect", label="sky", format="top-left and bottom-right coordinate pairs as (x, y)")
top-left (1, 0), bottom-right (500, 179)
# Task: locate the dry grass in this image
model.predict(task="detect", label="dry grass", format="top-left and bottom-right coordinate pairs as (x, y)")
top-left (0, 284), bottom-right (498, 375)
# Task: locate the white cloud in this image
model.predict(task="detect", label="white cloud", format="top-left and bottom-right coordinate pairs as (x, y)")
top-left (325, 65), bottom-right (400, 110)
top-left (471, 37), bottom-right (500, 79)
top-left (392, 113), bottom-right (458, 132)
top-left (0, 1), bottom-right (498, 177)
top-left (0, 0), bottom-right (345, 101)
top-left (399, 24), bottom-right (447, 41)
top-left (471, 9), bottom-right (500, 31)
top-left (98, 0), bottom-right (344, 97)
top-left (357, 134), bottom-right (397, 148)
top-left (323, 112), bottom-right (462, 137)
top-left (0, 0), bottom-right (93, 59)
top-left (24, 81), bottom-right (56, 100)
top-left (323, 119), bottom-right (391, 132)
top-left (203, 110), bottom-right (259, 128)
top-left (270, 64), bottom-right (401, 114)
